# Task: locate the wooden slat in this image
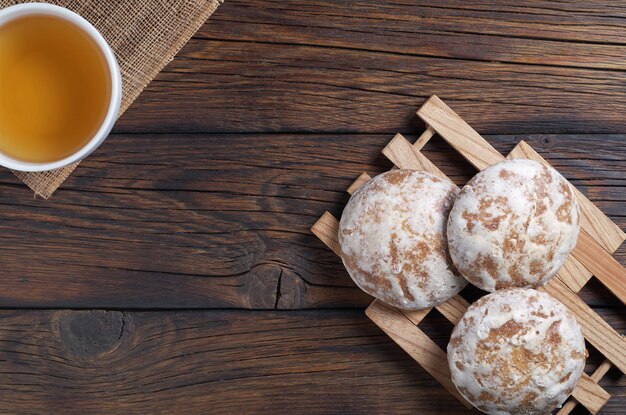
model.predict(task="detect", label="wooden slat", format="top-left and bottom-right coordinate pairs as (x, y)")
top-left (365, 301), bottom-right (473, 409)
top-left (434, 295), bottom-right (470, 326)
top-left (541, 277), bottom-right (626, 374)
top-left (312, 172), bottom-right (372, 262)
top-left (571, 230), bottom-right (626, 305)
top-left (569, 373), bottom-right (611, 414)
top-left (553, 254), bottom-right (594, 294)
top-left (413, 126), bottom-right (436, 151)
top-left (416, 95), bottom-right (505, 170)
top-left (591, 360), bottom-right (614, 385)
top-left (311, 212), bottom-right (341, 257)
top-left (382, 134), bottom-right (453, 181)
top-left (559, 360), bottom-right (614, 415)
top-left (508, 140), bottom-right (626, 255)
top-left (346, 172), bottom-right (372, 195)
top-left (399, 307), bottom-right (431, 326)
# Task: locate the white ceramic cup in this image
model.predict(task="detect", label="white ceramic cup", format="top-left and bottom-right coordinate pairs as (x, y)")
top-left (0, 3), bottom-right (121, 172)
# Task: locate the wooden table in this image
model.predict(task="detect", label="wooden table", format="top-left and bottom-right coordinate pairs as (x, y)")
top-left (0, 1), bottom-right (623, 413)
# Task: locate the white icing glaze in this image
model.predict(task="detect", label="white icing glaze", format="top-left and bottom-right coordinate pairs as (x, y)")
top-left (338, 170), bottom-right (467, 309)
top-left (448, 288), bottom-right (586, 415)
top-left (447, 159), bottom-right (580, 292)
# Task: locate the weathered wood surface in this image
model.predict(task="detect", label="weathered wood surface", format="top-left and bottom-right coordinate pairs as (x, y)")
top-left (118, 0), bottom-right (626, 135)
top-left (0, 134), bottom-right (621, 309)
top-left (0, 0), bottom-right (624, 413)
top-left (0, 309), bottom-right (623, 414)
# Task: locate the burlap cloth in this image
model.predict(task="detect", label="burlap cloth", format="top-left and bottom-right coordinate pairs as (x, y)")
top-left (1, 0), bottom-right (223, 198)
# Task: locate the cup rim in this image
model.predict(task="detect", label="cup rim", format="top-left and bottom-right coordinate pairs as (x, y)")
top-left (0, 2), bottom-right (122, 172)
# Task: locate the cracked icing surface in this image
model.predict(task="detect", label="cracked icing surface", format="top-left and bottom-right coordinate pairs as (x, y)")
top-left (338, 170), bottom-right (467, 310)
top-left (447, 159), bottom-right (580, 292)
top-left (448, 288), bottom-right (586, 415)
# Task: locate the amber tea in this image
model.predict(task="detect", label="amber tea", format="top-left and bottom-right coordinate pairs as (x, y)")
top-left (0, 14), bottom-right (111, 163)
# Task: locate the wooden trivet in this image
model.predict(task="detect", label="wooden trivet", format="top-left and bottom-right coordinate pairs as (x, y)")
top-left (312, 96), bottom-right (626, 414)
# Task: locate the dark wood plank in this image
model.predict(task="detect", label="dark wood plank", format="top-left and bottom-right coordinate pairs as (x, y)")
top-left (200, 0), bottom-right (626, 55)
top-left (116, 0), bottom-right (626, 134)
top-left (0, 1), bottom-right (623, 412)
top-left (0, 133), bottom-right (621, 309)
top-left (0, 308), bottom-right (622, 414)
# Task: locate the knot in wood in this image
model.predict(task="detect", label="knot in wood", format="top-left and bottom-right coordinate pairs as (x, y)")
top-left (57, 310), bottom-right (127, 359)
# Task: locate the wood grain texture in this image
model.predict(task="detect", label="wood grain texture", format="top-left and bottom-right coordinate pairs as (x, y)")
top-left (383, 133), bottom-right (451, 181)
top-left (366, 301), bottom-right (473, 408)
top-left (559, 360), bottom-right (613, 415)
top-left (417, 96), bottom-right (505, 170)
top-left (570, 374), bottom-right (612, 415)
top-left (0, 133), bottom-right (621, 310)
top-left (572, 230), bottom-right (626, 305)
top-left (0, 0), bottom-right (625, 412)
top-left (117, 0), bottom-right (626, 135)
top-left (0, 308), bottom-right (622, 414)
top-left (0, 309), bottom-right (470, 414)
